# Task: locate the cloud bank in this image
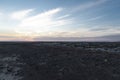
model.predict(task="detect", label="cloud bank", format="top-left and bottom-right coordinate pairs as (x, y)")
top-left (34, 33), bottom-right (120, 42)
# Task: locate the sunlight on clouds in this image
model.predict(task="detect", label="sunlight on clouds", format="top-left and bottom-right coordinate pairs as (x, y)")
top-left (0, 33), bottom-right (34, 41)
top-left (0, 0), bottom-right (119, 41)
top-left (15, 8), bottom-right (72, 34)
top-left (11, 9), bottom-right (33, 20)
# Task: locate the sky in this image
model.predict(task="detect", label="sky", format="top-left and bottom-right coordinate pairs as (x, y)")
top-left (0, 0), bottom-right (120, 41)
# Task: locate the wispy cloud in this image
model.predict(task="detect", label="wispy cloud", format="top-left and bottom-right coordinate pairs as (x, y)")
top-left (57, 14), bottom-right (70, 19)
top-left (90, 25), bottom-right (120, 32)
top-left (15, 8), bottom-right (72, 34)
top-left (11, 9), bottom-right (34, 20)
top-left (71, 0), bottom-right (108, 12)
top-left (0, 1), bottom-right (119, 41)
top-left (85, 15), bottom-right (105, 22)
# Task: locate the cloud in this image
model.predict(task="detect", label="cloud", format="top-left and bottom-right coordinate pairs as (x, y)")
top-left (30, 26), bottom-right (120, 41)
top-left (0, 33), bottom-right (119, 42)
top-left (11, 9), bottom-right (34, 20)
top-left (1, 4), bottom-right (119, 41)
top-left (15, 8), bottom-right (72, 33)
top-left (85, 15), bottom-right (105, 22)
top-left (0, 36), bottom-right (15, 38)
top-left (71, 0), bottom-right (108, 12)
top-left (57, 14), bottom-right (70, 19)
top-left (0, 12), bottom-right (2, 16)
top-left (0, 35), bottom-right (21, 41)
top-left (0, 34), bottom-right (32, 41)
top-left (99, 34), bottom-right (120, 41)
top-left (82, 33), bottom-right (120, 42)
top-left (34, 33), bottom-right (120, 42)
top-left (90, 25), bottom-right (120, 32)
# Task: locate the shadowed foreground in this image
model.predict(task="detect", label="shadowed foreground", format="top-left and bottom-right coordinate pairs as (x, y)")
top-left (0, 42), bottom-right (120, 80)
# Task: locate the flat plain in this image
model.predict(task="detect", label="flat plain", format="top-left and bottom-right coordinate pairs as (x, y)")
top-left (0, 42), bottom-right (120, 80)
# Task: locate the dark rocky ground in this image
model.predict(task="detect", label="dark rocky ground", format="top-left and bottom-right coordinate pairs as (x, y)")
top-left (0, 42), bottom-right (120, 80)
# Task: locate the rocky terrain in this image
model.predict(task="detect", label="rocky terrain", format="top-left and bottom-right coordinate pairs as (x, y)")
top-left (0, 42), bottom-right (120, 80)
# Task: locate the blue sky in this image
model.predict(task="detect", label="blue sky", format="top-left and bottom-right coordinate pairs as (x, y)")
top-left (0, 0), bottom-right (120, 41)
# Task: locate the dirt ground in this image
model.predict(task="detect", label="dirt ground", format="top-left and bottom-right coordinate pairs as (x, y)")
top-left (0, 42), bottom-right (120, 80)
